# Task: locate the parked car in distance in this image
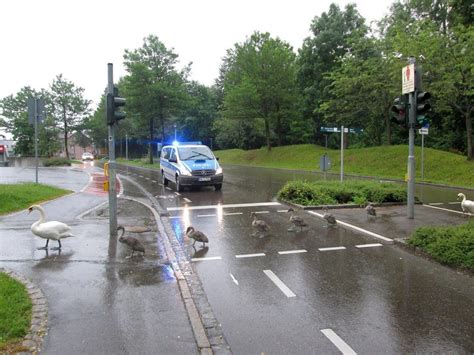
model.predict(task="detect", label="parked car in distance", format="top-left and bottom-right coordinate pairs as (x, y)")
top-left (82, 152), bottom-right (94, 161)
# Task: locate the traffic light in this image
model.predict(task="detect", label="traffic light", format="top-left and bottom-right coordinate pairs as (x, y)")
top-left (416, 91), bottom-right (431, 128)
top-left (391, 96), bottom-right (407, 125)
top-left (106, 86), bottom-right (126, 125)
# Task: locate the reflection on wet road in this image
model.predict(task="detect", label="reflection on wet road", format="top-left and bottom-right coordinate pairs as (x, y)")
top-left (117, 163), bottom-right (474, 354)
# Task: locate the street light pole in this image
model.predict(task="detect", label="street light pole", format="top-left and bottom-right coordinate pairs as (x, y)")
top-left (174, 124), bottom-right (177, 142)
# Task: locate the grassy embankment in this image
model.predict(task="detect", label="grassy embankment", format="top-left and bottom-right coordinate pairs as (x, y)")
top-left (0, 273), bottom-right (32, 352)
top-left (0, 183), bottom-right (71, 215)
top-left (215, 144), bottom-right (474, 188)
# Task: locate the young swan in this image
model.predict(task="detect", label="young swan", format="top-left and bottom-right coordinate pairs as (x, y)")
top-left (287, 208), bottom-right (308, 231)
top-left (117, 226), bottom-right (145, 257)
top-left (250, 212), bottom-right (271, 237)
top-left (322, 207), bottom-right (337, 226)
top-left (185, 226), bottom-right (209, 247)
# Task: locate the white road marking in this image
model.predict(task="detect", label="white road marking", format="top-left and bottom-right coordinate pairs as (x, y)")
top-left (167, 201), bottom-right (281, 211)
top-left (175, 192), bottom-right (181, 196)
top-left (168, 216), bottom-right (182, 219)
top-left (197, 214), bottom-right (217, 218)
top-left (308, 211), bottom-right (393, 244)
top-left (151, 180), bottom-right (157, 183)
top-left (165, 187), bottom-right (172, 191)
top-left (321, 329), bottom-right (357, 355)
top-left (356, 243), bottom-right (383, 248)
top-left (278, 249), bottom-right (308, 255)
top-left (191, 256), bottom-right (222, 261)
top-left (183, 197), bottom-right (192, 203)
top-left (277, 209), bottom-right (289, 213)
top-left (236, 253), bottom-right (266, 258)
top-left (263, 270), bottom-right (296, 298)
top-left (145, 177), bottom-right (150, 180)
top-left (319, 246), bottom-right (347, 251)
top-left (423, 204), bottom-right (471, 215)
top-left (230, 273), bottom-right (239, 285)
top-left (223, 212), bottom-right (243, 216)
top-left (429, 202), bottom-right (443, 205)
top-left (253, 211), bottom-right (269, 214)
top-left (139, 175), bottom-right (144, 178)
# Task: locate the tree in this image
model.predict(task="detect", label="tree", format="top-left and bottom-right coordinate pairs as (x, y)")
top-left (0, 86), bottom-right (61, 156)
top-left (297, 3), bottom-right (368, 142)
top-left (123, 35), bottom-right (191, 163)
top-left (221, 31), bottom-right (298, 151)
top-left (49, 74), bottom-right (91, 159)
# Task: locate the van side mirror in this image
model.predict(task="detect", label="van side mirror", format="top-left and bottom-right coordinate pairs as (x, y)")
top-left (215, 157), bottom-right (220, 161)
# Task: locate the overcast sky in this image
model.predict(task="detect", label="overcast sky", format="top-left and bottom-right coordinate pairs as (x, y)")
top-left (0, 0), bottom-right (394, 108)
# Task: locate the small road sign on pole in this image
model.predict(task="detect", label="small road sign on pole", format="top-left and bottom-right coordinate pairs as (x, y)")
top-left (402, 63), bottom-right (415, 94)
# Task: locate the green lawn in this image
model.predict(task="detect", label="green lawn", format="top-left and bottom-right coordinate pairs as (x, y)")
top-left (0, 272), bottom-right (32, 351)
top-left (215, 144), bottom-right (474, 188)
top-left (0, 183), bottom-right (71, 215)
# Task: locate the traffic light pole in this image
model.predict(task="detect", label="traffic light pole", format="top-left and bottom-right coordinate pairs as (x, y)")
top-left (107, 63), bottom-right (118, 236)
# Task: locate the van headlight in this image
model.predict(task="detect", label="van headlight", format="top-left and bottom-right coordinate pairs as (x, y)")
top-left (216, 167), bottom-right (223, 175)
top-left (180, 168), bottom-right (192, 176)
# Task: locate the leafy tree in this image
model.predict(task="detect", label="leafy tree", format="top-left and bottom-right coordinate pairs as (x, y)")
top-left (0, 87), bottom-right (60, 156)
top-left (49, 74), bottom-right (91, 159)
top-left (297, 3), bottom-right (368, 141)
top-left (123, 35), bottom-right (191, 163)
top-left (221, 31), bottom-right (298, 151)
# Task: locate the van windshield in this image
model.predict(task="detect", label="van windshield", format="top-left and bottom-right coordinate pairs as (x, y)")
top-left (178, 146), bottom-right (214, 161)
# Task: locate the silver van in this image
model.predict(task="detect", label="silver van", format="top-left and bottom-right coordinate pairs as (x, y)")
top-left (160, 143), bottom-right (223, 192)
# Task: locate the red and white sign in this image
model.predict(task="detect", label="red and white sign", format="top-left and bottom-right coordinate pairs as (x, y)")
top-left (402, 64), bottom-right (415, 94)
top-left (0, 145), bottom-right (4, 153)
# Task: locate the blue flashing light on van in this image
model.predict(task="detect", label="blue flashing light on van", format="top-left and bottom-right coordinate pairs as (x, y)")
top-left (159, 143), bottom-right (223, 192)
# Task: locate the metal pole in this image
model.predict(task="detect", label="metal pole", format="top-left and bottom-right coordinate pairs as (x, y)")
top-left (34, 98), bottom-right (38, 184)
top-left (407, 58), bottom-right (417, 219)
top-left (125, 134), bottom-right (128, 160)
top-left (107, 63), bottom-right (117, 236)
top-left (174, 124), bottom-right (177, 141)
top-left (421, 133), bottom-right (424, 180)
top-left (340, 125), bottom-right (344, 182)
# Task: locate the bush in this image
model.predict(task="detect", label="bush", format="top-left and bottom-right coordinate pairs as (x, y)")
top-left (42, 157), bottom-right (71, 166)
top-left (277, 180), bottom-right (407, 206)
top-left (408, 221), bottom-right (474, 270)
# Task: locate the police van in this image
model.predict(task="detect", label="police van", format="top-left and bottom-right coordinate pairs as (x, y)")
top-left (159, 142), bottom-right (223, 192)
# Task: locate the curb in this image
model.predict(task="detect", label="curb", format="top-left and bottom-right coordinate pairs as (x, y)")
top-left (0, 267), bottom-right (48, 354)
top-left (120, 196), bottom-right (230, 354)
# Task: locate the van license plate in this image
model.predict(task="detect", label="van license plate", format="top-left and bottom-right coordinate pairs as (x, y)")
top-left (198, 177), bottom-right (211, 181)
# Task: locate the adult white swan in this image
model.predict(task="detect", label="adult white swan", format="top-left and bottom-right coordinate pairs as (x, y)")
top-left (28, 204), bottom-right (75, 250)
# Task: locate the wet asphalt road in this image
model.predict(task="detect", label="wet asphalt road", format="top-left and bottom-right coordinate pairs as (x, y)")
top-left (115, 163), bottom-right (474, 354)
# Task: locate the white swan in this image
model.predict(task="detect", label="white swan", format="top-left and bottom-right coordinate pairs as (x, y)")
top-left (457, 193), bottom-right (474, 215)
top-left (28, 204), bottom-right (75, 250)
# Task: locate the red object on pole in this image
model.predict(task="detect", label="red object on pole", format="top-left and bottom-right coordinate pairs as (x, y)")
top-left (0, 145), bottom-right (4, 153)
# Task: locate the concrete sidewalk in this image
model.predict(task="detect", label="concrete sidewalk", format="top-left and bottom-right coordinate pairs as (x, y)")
top-left (0, 166), bottom-right (206, 354)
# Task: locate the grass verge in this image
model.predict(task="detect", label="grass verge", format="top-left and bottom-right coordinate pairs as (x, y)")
top-left (278, 180), bottom-right (407, 206)
top-left (0, 183), bottom-right (71, 215)
top-left (116, 158), bottom-right (160, 169)
top-left (215, 144), bottom-right (474, 188)
top-left (408, 220), bottom-right (474, 270)
top-left (0, 272), bottom-right (32, 351)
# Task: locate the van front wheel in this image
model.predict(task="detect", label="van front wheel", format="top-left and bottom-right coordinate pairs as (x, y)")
top-left (161, 171), bottom-right (168, 186)
top-left (176, 176), bottom-right (184, 192)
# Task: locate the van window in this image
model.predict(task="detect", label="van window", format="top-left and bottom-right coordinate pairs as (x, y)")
top-left (169, 149), bottom-right (176, 161)
top-left (178, 146), bottom-right (214, 161)
top-left (161, 148), bottom-right (170, 159)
